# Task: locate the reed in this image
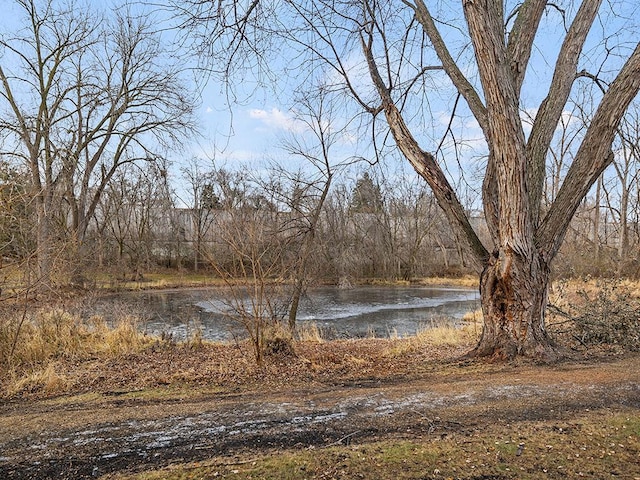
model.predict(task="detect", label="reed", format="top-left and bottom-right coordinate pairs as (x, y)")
top-left (1, 306), bottom-right (152, 396)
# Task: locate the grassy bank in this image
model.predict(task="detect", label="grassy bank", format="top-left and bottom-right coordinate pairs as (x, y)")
top-left (0, 305), bottom-right (480, 399)
top-left (5, 275), bottom-right (640, 398)
top-left (0, 272), bottom-right (482, 398)
top-left (0, 262), bottom-right (482, 294)
top-left (0, 308), bottom-right (154, 397)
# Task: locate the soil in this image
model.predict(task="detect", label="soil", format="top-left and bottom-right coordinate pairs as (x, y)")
top-left (1, 341), bottom-right (639, 480)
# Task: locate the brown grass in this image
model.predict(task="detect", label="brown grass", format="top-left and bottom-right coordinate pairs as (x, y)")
top-left (385, 317), bottom-right (480, 359)
top-left (415, 275), bottom-right (479, 288)
top-left (1, 307), bottom-right (153, 396)
top-left (296, 322), bottom-right (324, 343)
top-left (4, 276), bottom-right (638, 399)
top-left (0, 309), bottom-right (478, 399)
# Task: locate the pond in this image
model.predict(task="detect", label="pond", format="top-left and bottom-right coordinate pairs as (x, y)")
top-left (91, 285), bottom-right (480, 341)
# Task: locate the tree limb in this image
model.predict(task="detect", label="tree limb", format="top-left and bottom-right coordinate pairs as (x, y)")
top-left (361, 27), bottom-right (489, 270)
top-left (506, 0), bottom-right (547, 95)
top-left (409, 0), bottom-right (488, 135)
top-left (538, 42), bottom-right (640, 258)
top-left (526, 0), bottom-right (603, 225)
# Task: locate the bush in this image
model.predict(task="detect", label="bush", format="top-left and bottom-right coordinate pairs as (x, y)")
top-left (262, 321), bottom-right (296, 359)
top-left (571, 281), bottom-right (640, 351)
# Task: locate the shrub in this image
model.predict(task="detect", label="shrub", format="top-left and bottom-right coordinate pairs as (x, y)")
top-left (571, 281), bottom-right (640, 351)
top-left (263, 321), bottom-right (296, 359)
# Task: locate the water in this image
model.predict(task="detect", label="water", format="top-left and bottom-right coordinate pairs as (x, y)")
top-left (93, 285), bottom-right (479, 341)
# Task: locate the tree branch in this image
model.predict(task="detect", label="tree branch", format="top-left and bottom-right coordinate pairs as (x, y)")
top-left (538, 42), bottom-right (640, 258)
top-left (506, 0), bottom-right (547, 94)
top-left (409, 0), bottom-right (488, 135)
top-left (526, 0), bottom-right (603, 225)
top-left (361, 27), bottom-right (489, 270)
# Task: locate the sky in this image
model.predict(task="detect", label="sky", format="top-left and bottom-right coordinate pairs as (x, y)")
top-left (182, 0), bottom-right (640, 208)
top-left (2, 0), bottom-right (638, 206)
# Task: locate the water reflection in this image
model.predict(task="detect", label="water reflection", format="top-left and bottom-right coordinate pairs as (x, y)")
top-left (93, 286), bottom-right (479, 341)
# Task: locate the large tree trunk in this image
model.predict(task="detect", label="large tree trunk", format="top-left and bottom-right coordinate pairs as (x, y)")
top-left (473, 248), bottom-right (558, 361)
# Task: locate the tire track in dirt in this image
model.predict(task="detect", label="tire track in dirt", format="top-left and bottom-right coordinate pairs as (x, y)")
top-left (1, 357), bottom-right (639, 479)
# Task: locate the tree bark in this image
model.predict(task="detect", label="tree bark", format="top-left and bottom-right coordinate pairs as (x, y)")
top-left (473, 248), bottom-right (558, 360)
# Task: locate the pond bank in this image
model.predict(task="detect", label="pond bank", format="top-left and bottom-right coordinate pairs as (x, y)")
top-left (87, 272), bottom-right (480, 294)
top-left (90, 285), bottom-right (480, 342)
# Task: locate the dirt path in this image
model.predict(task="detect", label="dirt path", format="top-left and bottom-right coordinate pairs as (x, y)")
top-left (1, 356), bottom-right (639, 479)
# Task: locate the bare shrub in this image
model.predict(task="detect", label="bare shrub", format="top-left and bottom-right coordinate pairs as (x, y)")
top-left (571, 281), bottom-right (640, 351)
top-left (548, 279), bottom-right (640, 351)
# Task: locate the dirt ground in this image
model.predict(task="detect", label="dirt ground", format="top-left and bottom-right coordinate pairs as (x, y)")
top-left (1, 340), bottom-right (639, 480)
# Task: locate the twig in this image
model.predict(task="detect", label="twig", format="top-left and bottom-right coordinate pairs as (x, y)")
top-left (323, 430), bottom-right (361, 448)
top-left (572, 334), bottom-right (589, 348)
top-left (547, 303), bottom-right (572, 319)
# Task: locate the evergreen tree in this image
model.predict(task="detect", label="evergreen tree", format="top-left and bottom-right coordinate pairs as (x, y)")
top-left (350, 172), bottom-right (383, 213)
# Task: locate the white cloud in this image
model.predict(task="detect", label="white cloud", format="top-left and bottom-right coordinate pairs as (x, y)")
top-left (249, 107), bottom-right (306, 133)
top-left (205, 106), bottom-right (213, 113)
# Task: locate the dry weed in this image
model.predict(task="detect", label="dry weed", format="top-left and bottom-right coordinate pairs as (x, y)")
top-left (1, 307), bottom-right (152, 397)
top-left (296, 322), bottom-right (324, 343)
top-left (385, 317), bottom-right (479, 357)
top-left (461, 307), bottom-right (483, 323)
top-left (6, 363), bottom-right (69, 397)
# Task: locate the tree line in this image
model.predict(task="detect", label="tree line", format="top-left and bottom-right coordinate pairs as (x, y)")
top-left (4, 146), bottom-right (640, 287)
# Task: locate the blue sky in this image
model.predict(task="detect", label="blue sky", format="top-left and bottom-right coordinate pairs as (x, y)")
top-left (183, 0), bottom-right (639, 201)
top-left (3, 0), bottom-right (638, 204)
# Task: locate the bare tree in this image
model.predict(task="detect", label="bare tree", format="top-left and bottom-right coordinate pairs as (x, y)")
top-left (542, 101), bottom-right (585, 207)
top-left (0, 162), bottom-right (32, 266)
top-left (172, 0), bottom-right (640, 360)
top-left (0, 0), bottom-right (195, 286)
top-left (204, 172), bottom-right (294, 364)
top-left (609, 104), bottom-right (640, 265)
top-left (179, 158), bottom-right (220, 272)
top-left (96, 163), bottom-right (171, 279)
top-left (319, 183), bottom-right (358, 286)
top-left (382, 171), bottom-right (448, 279)
top-left (278, 84), bottom-right (360, 330)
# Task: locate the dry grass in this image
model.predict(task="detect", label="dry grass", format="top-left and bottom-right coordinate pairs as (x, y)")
top-left (0, 308), bottom-right (479, 400)
top-left (1, 307), bottom-right (153, 396)
top-left (385, 317), bottom-right (480, 358)
top-left (461, 307), bottom-right (483, 323)
top-left (412, 275), bottom-right (479, 288)
top-left (296, 322), bottom-right (324, 343)
top-left (104, 274), bottom-right (226, 291)
top-left (549, 277), bottom-right (640, 307)
top-left (7, 363), bottom-right (70, 397)
top-left (416, 321), bottom-right (480, 346)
